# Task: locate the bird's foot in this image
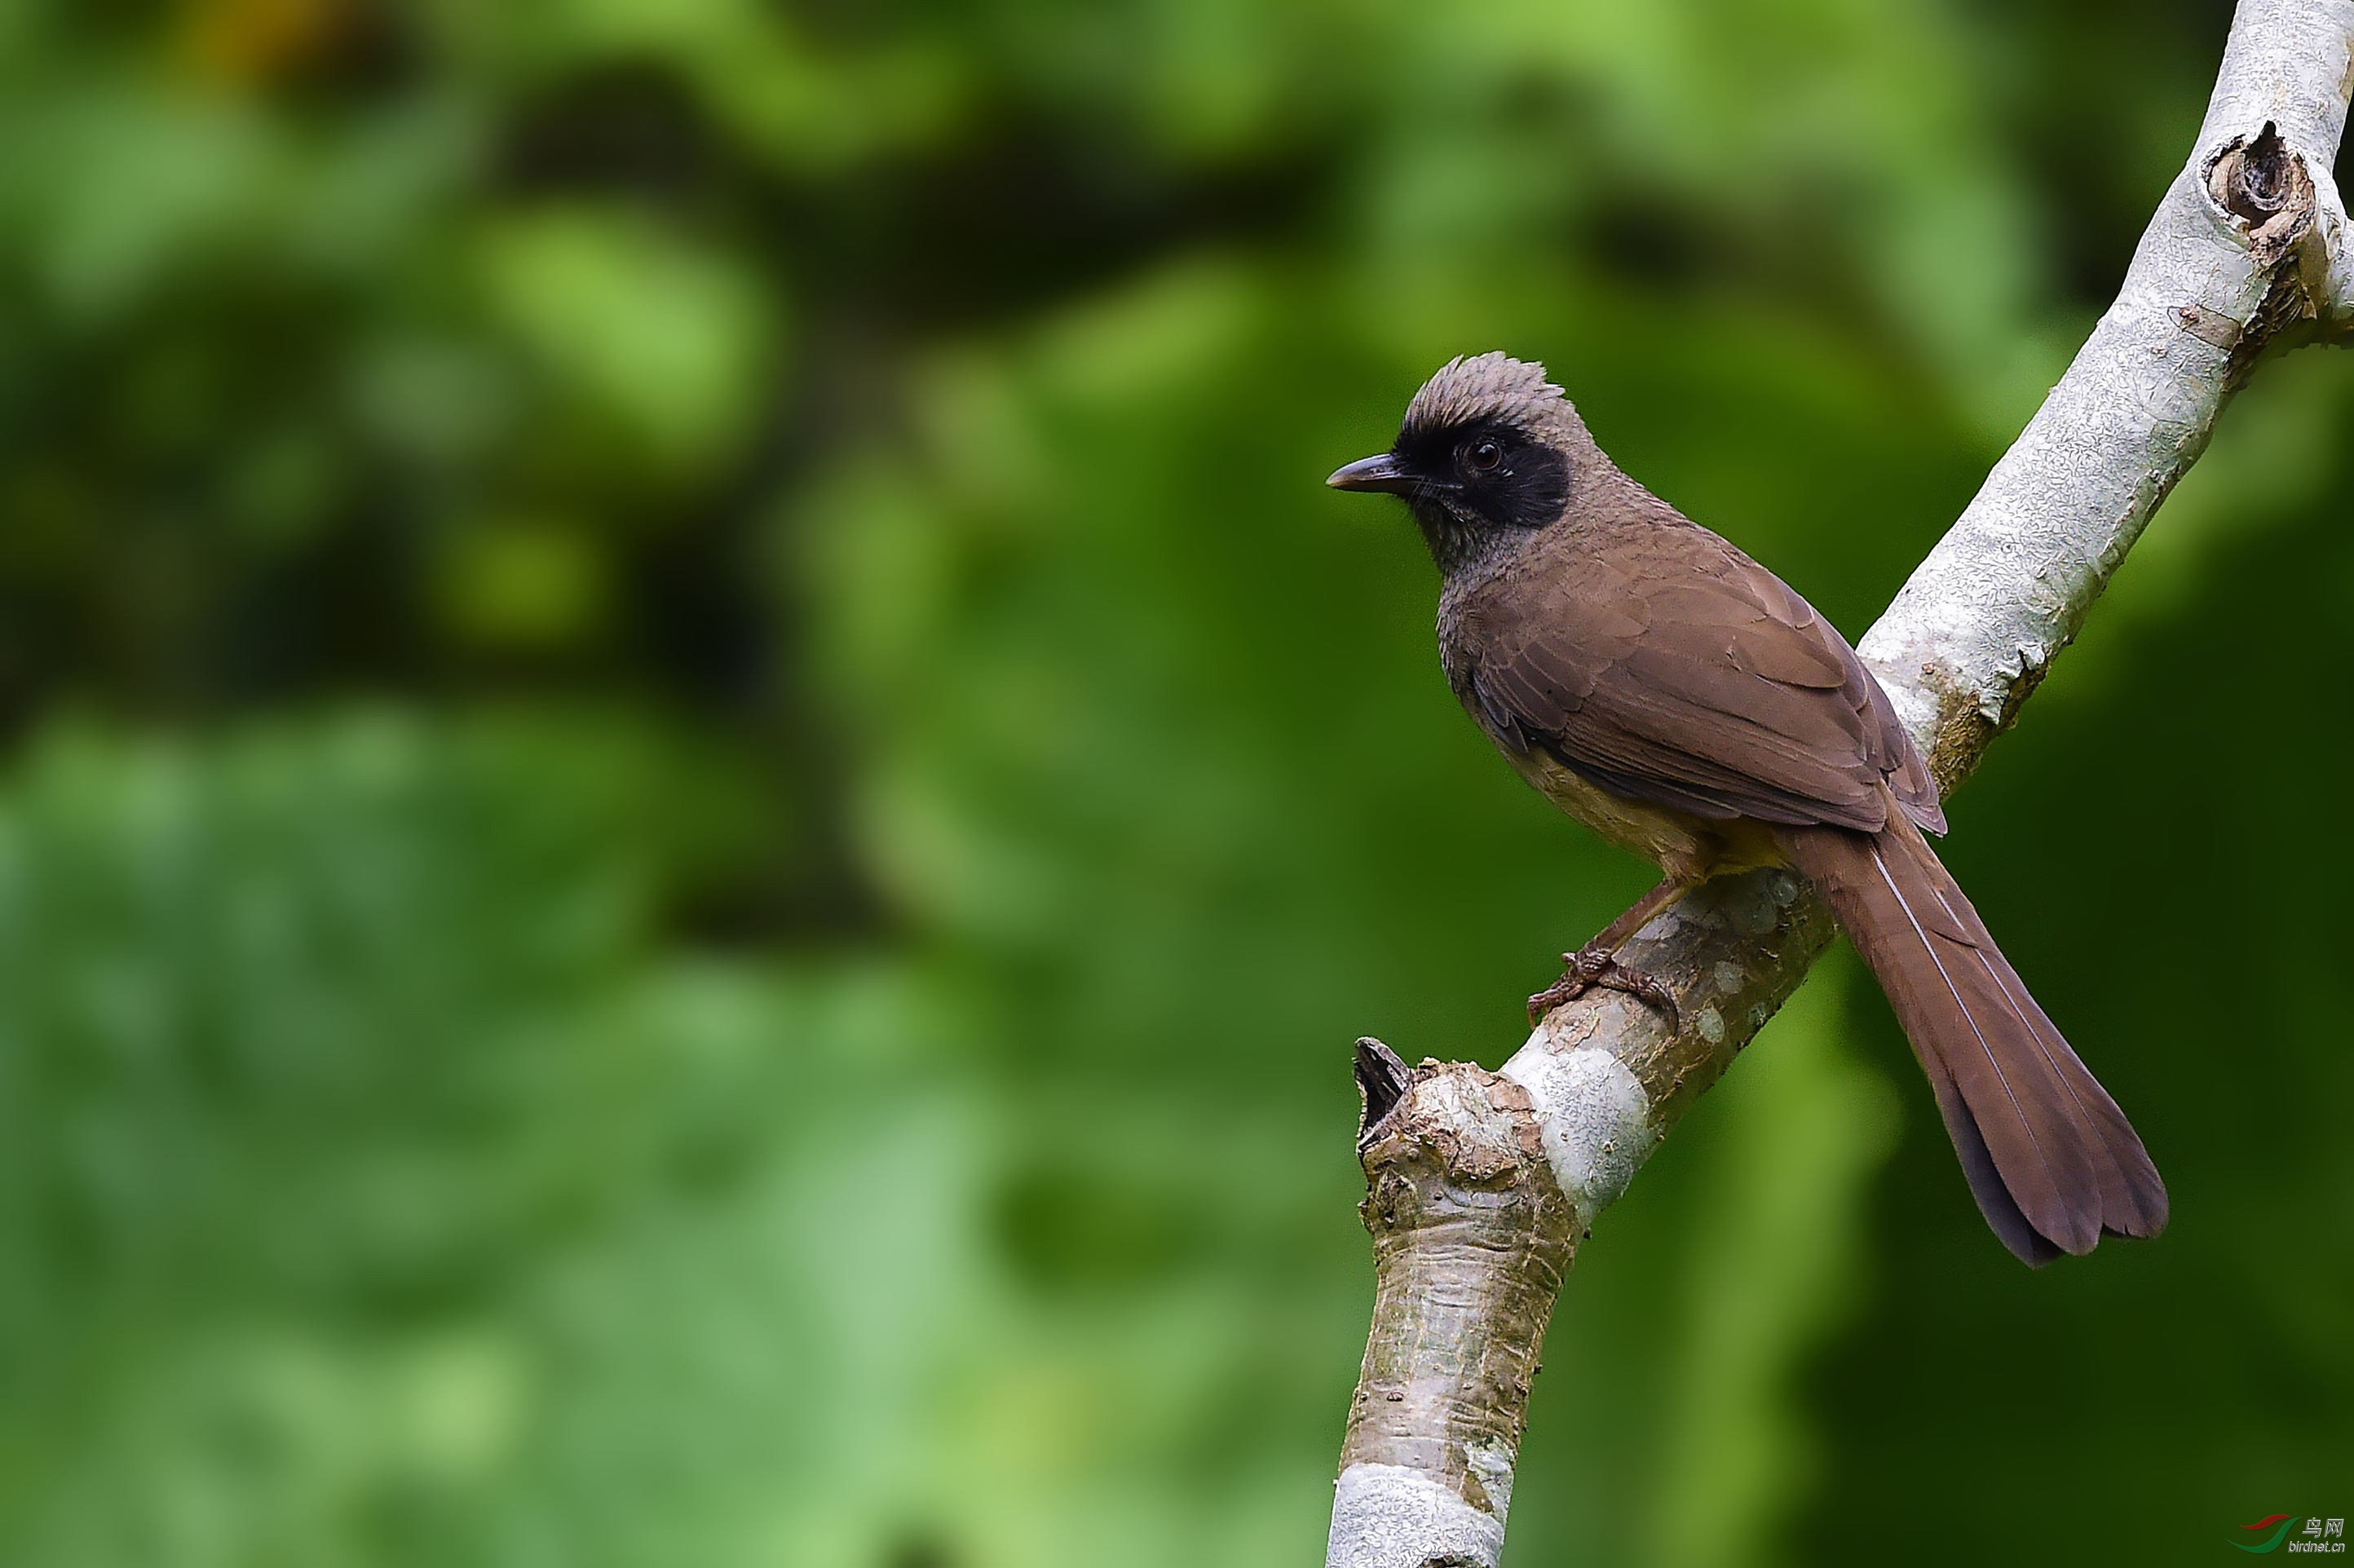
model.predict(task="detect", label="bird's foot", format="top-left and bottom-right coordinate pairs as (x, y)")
top-left (1526, 945), bottom-right (1680, 1028)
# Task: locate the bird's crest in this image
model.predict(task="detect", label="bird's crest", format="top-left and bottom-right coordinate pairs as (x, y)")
top-left (1400, 352), bottom-right (1566, 439)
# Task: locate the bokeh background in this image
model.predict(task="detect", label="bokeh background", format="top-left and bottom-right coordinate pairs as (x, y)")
top-left (2, 0), bottom-right (2349, 1563)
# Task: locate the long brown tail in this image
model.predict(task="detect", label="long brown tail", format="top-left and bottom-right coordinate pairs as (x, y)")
top-left (1775, 809), bottom-right (2166, 1265)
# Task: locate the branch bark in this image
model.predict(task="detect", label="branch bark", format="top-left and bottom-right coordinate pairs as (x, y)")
top-left (1327, 5), bottom-right (2354, 1564)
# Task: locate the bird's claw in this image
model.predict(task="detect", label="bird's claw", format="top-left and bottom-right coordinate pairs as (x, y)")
top-left (1526, 946), bottom-right (1681, 1029)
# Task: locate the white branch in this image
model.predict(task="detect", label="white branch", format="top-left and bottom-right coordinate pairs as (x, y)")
top-left (1329, 5), bottom-right (2354, 1565)
top-left (1862, 0), bottom-right (2354, 757)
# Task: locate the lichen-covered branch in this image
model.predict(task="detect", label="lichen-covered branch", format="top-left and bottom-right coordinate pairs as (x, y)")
top-left (1327, 5), bottom-right (2354, 1565)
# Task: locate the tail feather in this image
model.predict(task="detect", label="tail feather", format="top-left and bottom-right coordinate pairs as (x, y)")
top-left (1915, 1042), bottom-right (2065, 1266)
top-left (1910, 861), bottom-right (2169, 1242)
top-left (1777, 806), bottom-right (2167, 1265)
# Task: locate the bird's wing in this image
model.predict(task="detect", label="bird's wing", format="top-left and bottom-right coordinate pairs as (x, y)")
top-left (1460, 523), bottom-right (1942, 833)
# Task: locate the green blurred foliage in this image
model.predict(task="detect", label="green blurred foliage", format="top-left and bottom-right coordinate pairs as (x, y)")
top-left (0, 0), bottom-right (2347, 1564)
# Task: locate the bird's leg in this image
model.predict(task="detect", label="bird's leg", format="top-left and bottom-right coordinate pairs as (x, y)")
top-left (1527, 877), bottom-right (1692, 1027)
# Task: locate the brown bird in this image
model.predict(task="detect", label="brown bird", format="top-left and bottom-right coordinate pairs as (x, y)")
top-left (1328, 352), bottom-right (2165, 1265)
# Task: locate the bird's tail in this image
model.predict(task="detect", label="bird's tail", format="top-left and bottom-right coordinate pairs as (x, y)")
top-left (1774, 810), bottom-right (2166, 1265)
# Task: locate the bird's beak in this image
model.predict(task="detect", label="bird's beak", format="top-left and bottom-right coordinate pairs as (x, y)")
top-left (1326, 453), bottom-right (1419, 496)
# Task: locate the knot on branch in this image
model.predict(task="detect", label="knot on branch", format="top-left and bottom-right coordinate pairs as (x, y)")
top-left (2194, 120), bottom-right (2334, 381)
top-left (1354, 1057), bottom-right (1544, 1215)
top-left (2203, 122), bottom-right (2297, 240)
top-left (2205, 121), bottom-right (2316, 263)
top-left (2203, 122), bottom-right (2316, 258)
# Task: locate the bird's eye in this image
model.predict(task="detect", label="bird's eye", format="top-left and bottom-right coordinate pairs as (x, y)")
top-left (1466, 439), bottom-right (1504, 471)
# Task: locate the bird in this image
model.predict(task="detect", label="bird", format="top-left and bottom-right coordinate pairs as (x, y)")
top-left (1327, 351), bottom-right (2166, 1265)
